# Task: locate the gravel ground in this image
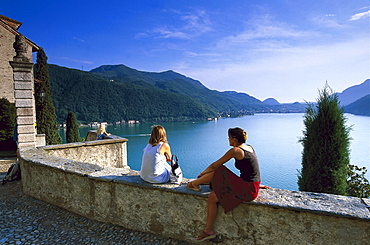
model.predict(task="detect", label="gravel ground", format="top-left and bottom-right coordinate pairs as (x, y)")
top-left (0, 158), bottom-right (191, 245)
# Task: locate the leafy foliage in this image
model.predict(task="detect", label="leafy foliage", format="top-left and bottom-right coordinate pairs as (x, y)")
top-left (34, 49), bottom-right (62, 145)
top-left (0, 98), bottom-right (16, 151)
top-left (298, 84), bottom-right (351, 195)
top-left (347, 164), bottom-right (370, 198)
top-left (66, 111), bottom-right (80, 143)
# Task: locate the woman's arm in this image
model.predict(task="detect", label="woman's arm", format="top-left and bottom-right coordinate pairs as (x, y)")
top-left (198, 148), bottom-right (239, 178)
top-left (160, 143), bottom-right (172, 161)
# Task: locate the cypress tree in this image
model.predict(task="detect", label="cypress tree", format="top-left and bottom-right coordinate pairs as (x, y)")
top-left (34, 49), bottom-right (61, 145)
top-left (298, 84), bottom-right (351, 195)
top-left (66, 111), bottom-right (80, 143)
top-left (0, 98), bottom-right (17, 151)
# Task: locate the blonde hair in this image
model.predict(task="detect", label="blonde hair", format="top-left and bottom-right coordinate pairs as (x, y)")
top-left (149, 125), bottom-right (168, 146)
top-left (228, 127), bottom-right (248, 143)
top-left (96, 124), bottom-right (106, 135)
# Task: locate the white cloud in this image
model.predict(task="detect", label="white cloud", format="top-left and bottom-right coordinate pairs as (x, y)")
top-left (349, 10), bottom-right (370, 21)
top-left (151, 26), bottom-right (190, 39)
top-left (72, 37), bottom-right (85, 42)
top-left (57, 56), bottom-right (93, 64)
top-left (138, 8), bottom-right (212, 39)
top-left (179, 37), bottom-right (369, 102)
top-left (215, 15), bottom-right (318, 53)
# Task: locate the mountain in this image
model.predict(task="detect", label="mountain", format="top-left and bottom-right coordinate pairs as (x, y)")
top-left (49, 65), bottom-right (216, 123)
top-left (48, 64), bottom-right (308, 124)
top-left (90, 65), bottom-right (269, 113)
top-left (344, 94), bottom-right (370, 116)
top-left (263, 98), bottom-right (280, 105)
top-left (337, 79), bottom-right (370, 106)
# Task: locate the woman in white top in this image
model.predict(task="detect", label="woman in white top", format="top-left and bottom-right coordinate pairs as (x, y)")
top-left (96, 124), bottom-right (111, 140)
top-left (140, 125), bottom-right (173, 183)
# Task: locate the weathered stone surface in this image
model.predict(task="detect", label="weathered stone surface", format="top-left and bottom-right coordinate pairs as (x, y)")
top-left (19, 142), bottom-right (370, 245)
top-left (18, 133), bottom-right (36, 143)
top-left (16, 107), bottom-right (34, 116)
top-left (17, 125), bottom-right (35, 134)
top-left (17, 142), bottom-right (36, 148)
top-left (16, 116), bottom-right (34, 125)
top-left (45, 138), bottom-right (129, 169)
top-left (1, 23), bottom-right (34, 103)
top-left (85, 130), bottom-right (98, 141)
top-left (13, 71), bottom-right (32, 81)
top-left (14, 81), bottom-right (33, 90)
top-left (14, 90), bottom-right (33, 99)
top-left (36, 134), bottom-right (45, 147)
top-left (15, 98), bottom-right (33, 107)
top-left (256, 188), bottom-right (370, 219)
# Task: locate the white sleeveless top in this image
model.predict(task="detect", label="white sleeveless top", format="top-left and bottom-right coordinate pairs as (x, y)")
top-left (140, 142), bottom-right (171, 183)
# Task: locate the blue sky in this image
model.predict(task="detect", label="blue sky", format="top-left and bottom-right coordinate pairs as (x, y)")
top-left (3, 0), bottom-right (369, 102)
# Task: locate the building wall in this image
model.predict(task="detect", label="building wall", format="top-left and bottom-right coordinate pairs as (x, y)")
top-left (0, 24), bottom-right (33, 103)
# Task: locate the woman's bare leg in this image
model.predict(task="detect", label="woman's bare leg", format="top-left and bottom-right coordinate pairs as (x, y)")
top-left (196, 191), bottom-right (218, 239)
top-left (190, 172), bottom-right (214, 188)
top-left (205, 191), bottom-right (218, 233)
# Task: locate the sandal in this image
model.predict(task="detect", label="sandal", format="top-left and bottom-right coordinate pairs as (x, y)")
top-left (186, 182), bottom-right (201, 192)
top-left (196, 230), bottom-right (216, 241)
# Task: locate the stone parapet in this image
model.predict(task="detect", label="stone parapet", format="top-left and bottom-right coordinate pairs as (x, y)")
top-left (19, 141), bottom-right (370, 245)
top-left (10, 36), bottom-right (37, 149)
top-left (43, 138), bottom-right (129, 169)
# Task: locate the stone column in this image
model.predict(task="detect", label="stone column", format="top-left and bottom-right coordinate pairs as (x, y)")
top-left (9, 35), bottom-right (37, 148)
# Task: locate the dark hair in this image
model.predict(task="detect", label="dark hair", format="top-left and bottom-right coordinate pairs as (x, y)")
top-left (149, 125), bottom-right (168, 146)
top-left (228, 127), bottom-right (248, 143)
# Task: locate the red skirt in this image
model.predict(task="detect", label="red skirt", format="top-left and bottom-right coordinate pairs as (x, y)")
top-left (212, 165), bottom-right (260, 213)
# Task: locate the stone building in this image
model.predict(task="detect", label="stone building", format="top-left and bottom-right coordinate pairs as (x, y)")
top-left (0, 14), bottom-right (44, 148)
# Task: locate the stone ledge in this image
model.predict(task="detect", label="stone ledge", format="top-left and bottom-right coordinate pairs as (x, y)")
top-left (42, 138), bottom-right (128, 150)
top-left (19, 144), bottom-right (370, 244)
top-left (87, 170), bottom-right (369, 221)
top-left (22, 146), bottom-right (370, 221)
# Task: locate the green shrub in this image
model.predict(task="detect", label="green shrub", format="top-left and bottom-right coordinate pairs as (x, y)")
top-left (299, 84), bottom-right (351, 195)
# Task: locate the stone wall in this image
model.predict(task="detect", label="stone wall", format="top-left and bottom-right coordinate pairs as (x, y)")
top-left (44, 138), bottom-right (129, 169)
top-left (19, 141), bottom-right (370, 245)
top-left (0, 24), bottom-right (33, 103)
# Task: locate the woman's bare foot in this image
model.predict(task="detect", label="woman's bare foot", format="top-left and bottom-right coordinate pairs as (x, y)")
top-left (196, 230), bottom-right (216, 241)
top-left (186, 181), bottom-right (201, 191)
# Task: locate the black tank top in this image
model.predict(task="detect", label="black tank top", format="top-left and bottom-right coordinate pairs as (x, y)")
top-left (235, 146), bottom-right (261, 182)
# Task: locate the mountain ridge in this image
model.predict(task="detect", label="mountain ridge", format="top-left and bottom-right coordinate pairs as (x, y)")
top-left (48, 64), bottom-right (367, 123)
top-left (337, 79), bottom-right (369, 106)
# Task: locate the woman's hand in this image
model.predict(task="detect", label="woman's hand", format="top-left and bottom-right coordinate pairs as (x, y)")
top-left (197, 172), bottom-right (204, 178)
top-left (164, 152), bottom-right (171, 162)
top-left (260, 184), bottom-right (271, 189)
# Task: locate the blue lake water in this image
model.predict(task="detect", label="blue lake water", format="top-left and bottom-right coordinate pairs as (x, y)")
top-left (60, 113), bottom-right (370, 191)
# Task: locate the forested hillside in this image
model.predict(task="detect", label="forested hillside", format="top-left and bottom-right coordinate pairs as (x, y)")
top-left (90, 65), bottom-right (268, 113)
top-left (49, 65), bottom-right (216, 123)
top-left (344, 94), bottom-right (370, 116)
top-left (48, 64), bottom-right (306, 124)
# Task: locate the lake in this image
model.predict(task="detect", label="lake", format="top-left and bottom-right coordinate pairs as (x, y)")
top-left (59, 113), bottom-right (370, 191)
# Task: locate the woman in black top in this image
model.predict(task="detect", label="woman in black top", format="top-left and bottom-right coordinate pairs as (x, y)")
top-left (186, 127), bottom-right (270, 242)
